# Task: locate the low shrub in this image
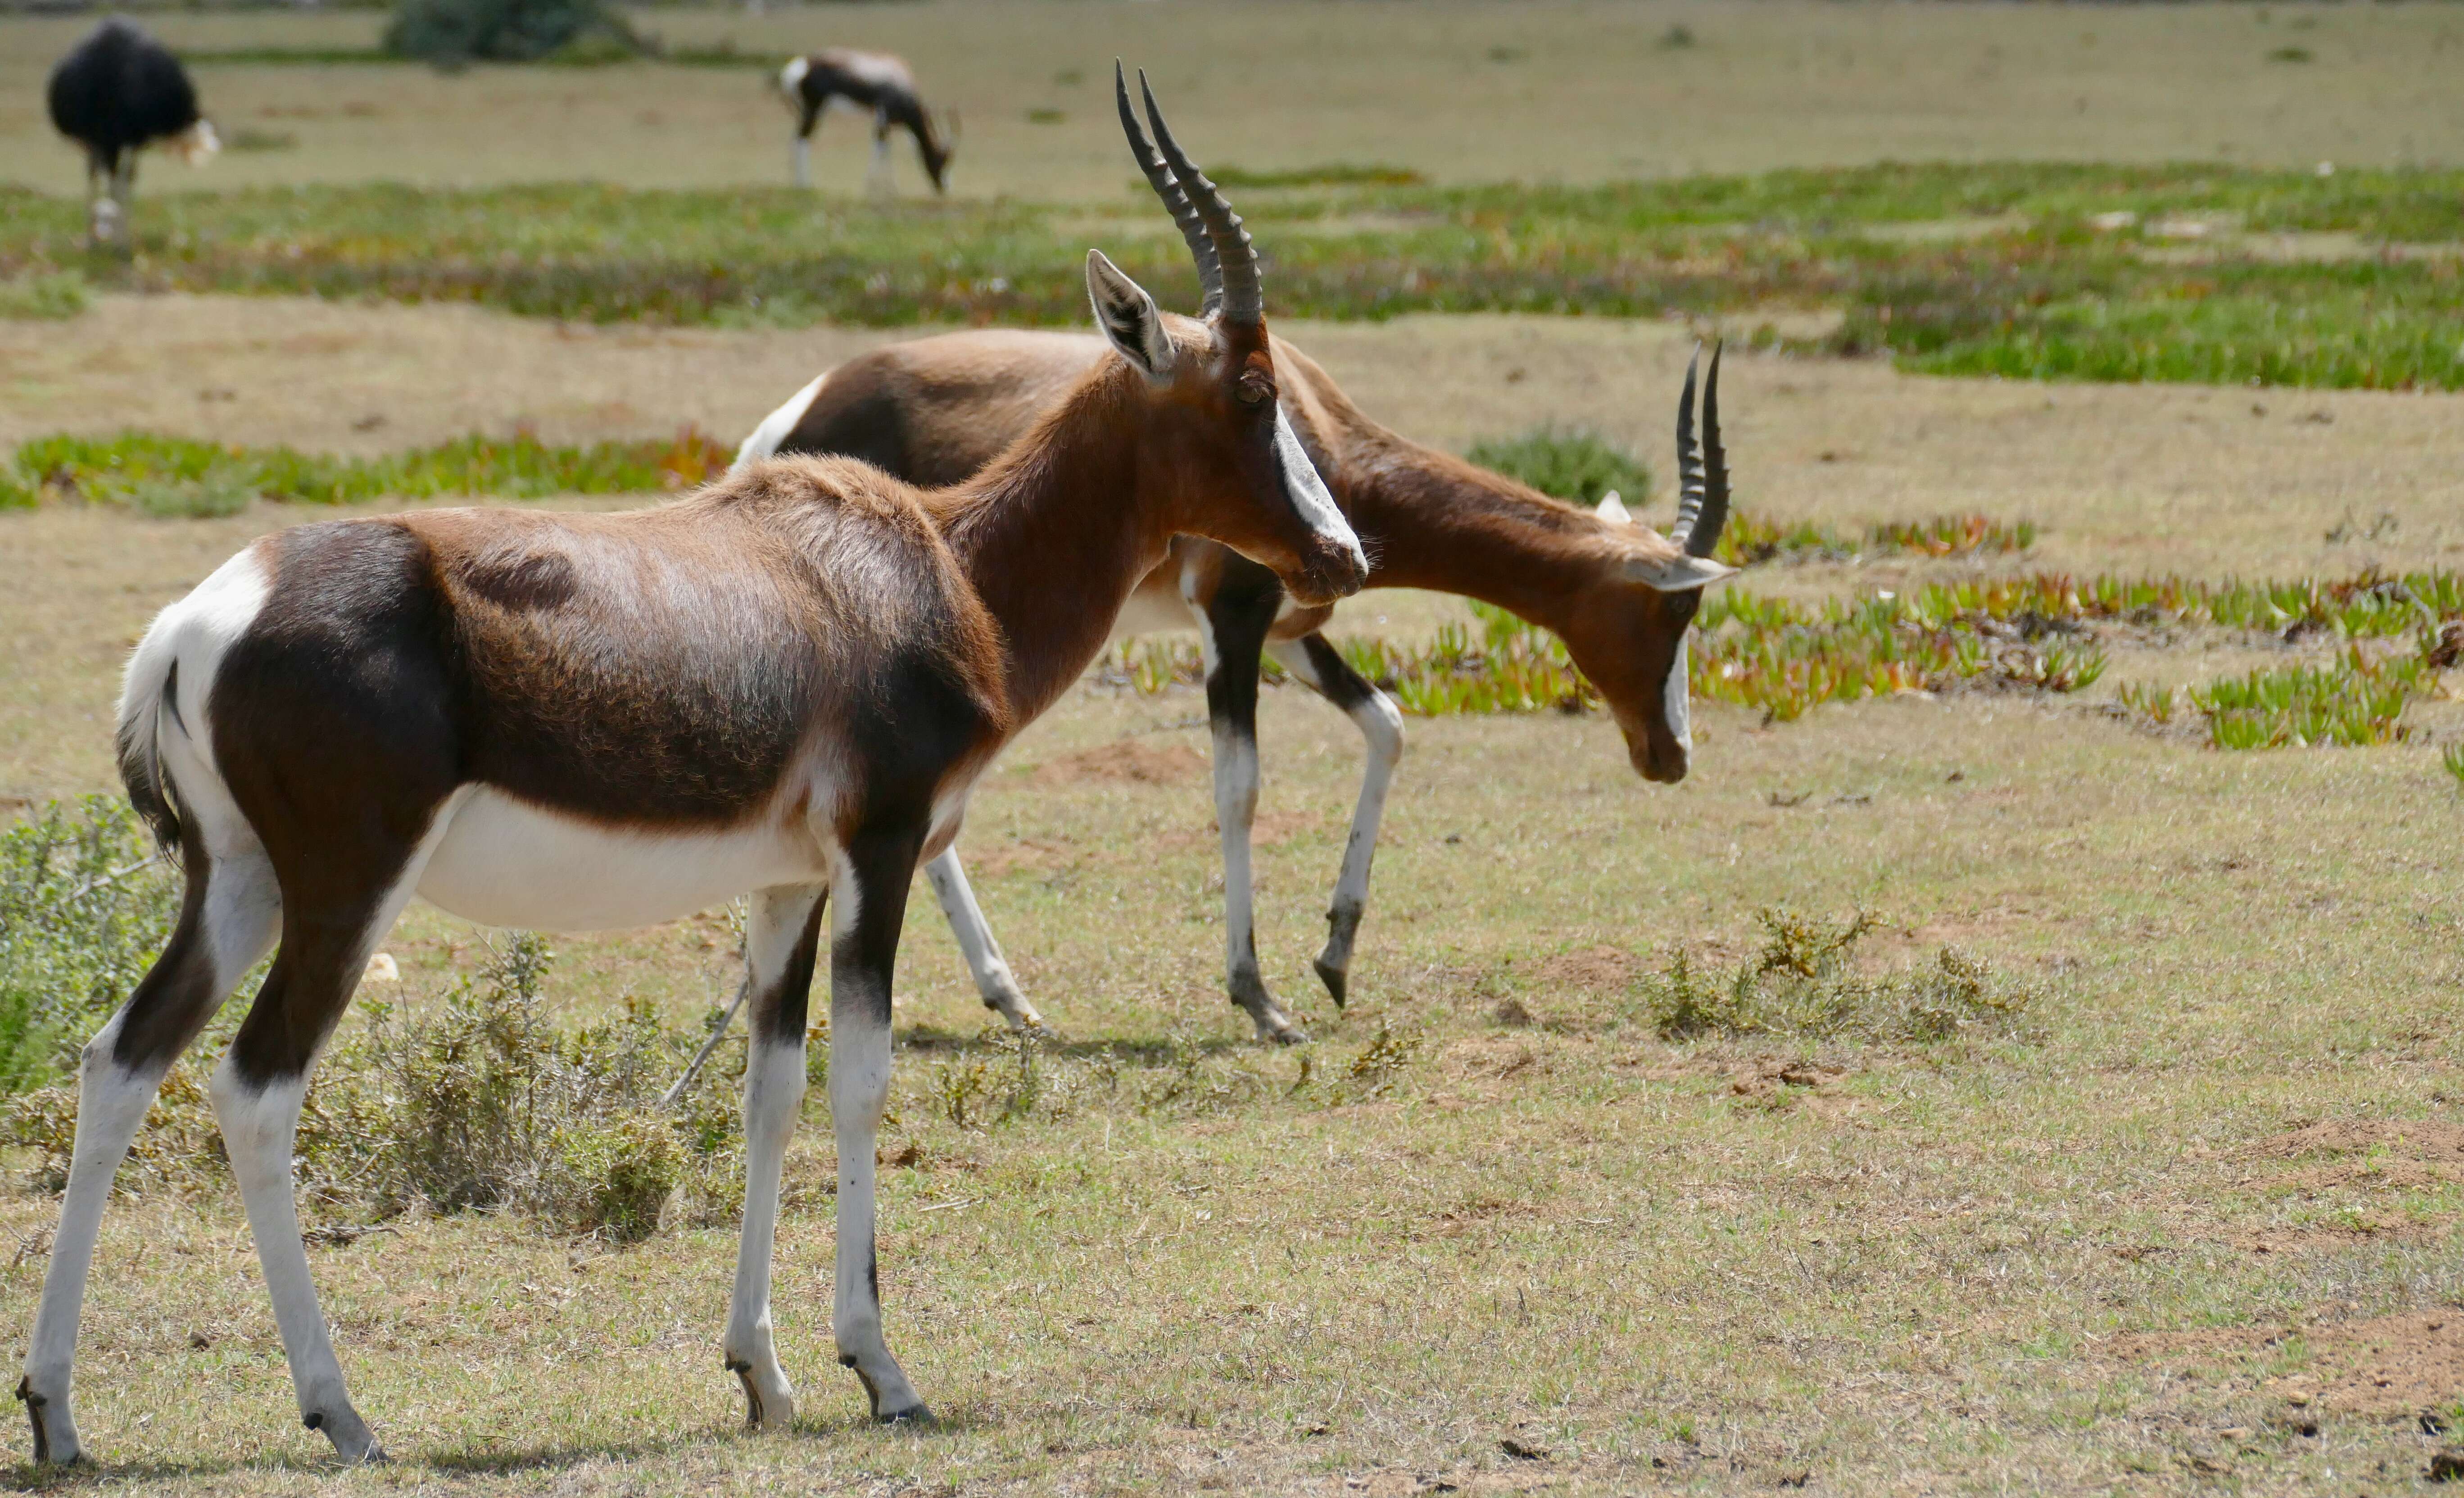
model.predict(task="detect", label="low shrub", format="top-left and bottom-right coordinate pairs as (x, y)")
top-left (1639, 908), bottom-right (2034, 1044)
top-left (1465, 427), bottom-right (1650, 509)
top-left (8, 931), bottom-right (745, 1241)
top-left (0, 799), bottom-right (178, 1095)
top-left (384, 0), bottom-right (646, 67)
top-left (0, 270), bottom-right (89, 321)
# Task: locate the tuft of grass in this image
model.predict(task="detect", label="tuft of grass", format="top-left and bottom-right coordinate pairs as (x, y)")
top-left (2443, 743), bottom-right (2464, 792)
top-left (6, 427), bottom-right (732, 514)
top-left (2187, 648), bottom-right (2432, 750)
top-left (0, 269), bottom-right (89, 321)
top-left (1639, 908), bottom-right (2033, 1044)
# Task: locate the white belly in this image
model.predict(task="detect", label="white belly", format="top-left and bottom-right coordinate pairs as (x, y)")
top-left (418, 787), bottom-right (827, 933)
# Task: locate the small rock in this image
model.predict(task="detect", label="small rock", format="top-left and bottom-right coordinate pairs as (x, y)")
top-left (2429, 1447), bottom-right (2464, 1482)
top-left (188, 1331), bottom-right (211, 1349)
top-left (1499, 1437), bottom-right (1548, 1462)
top-left (361, 951), bottom-right (399, 984)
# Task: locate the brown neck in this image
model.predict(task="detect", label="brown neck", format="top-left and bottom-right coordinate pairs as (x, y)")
top-left (1309, 409), bottom-right (1612, 638)
top-left (928, 363), bottom-right (1170, 728)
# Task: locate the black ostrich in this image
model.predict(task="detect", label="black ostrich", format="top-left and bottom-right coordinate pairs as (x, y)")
top-left (46, 19), bottom-right (219, 249)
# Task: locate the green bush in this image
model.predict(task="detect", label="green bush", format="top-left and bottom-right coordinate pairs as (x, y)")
top-left (0, 800), bottom-right (179, 1096)
top-left (1464, 426), bottom-right (1650, 507)
top-left (0, 270), bottom-right (88, 321)
top-left (7, 927), bottom-right (747, 1239)
top-left (383, 0), bottom-right (645, 66)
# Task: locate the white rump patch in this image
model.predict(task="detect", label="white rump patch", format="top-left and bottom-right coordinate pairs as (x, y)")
top-left (733, 372), bottom-right (830, 473)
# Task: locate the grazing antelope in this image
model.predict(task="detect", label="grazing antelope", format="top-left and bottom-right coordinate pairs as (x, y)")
top-left (46, 19), bottom-right (219, 250)
top-left (776, 49), bottom-right (957, 195)
top-left (14, 71), bottom-right (1361, 1465)
top-left (739, 304), bottom-right (1737, 1040)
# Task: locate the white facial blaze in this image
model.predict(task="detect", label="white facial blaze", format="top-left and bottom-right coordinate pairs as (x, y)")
top-left (1273, 405), bottom-right (1365, 575)
top-left (1664, 635), bottom-right (1693, 753)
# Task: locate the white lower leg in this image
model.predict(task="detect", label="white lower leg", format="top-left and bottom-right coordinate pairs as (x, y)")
top-left (828, 996), bottom-right (923, 1419)
top-left (792, 136), bottom-right (811, 188)
top-left (725, 1036), bottom-right (805, 1429)
top-left (1212, 726), bottom-right (1299, 1040)
top-left (19, 1036), bottom-right (164, 1464)
top-left (720, 882), bottom-right (825, 1429)
top-left (210, 1064), bottom-right (381, 1462)
top-left (868, 129), bottom-right (892, 195)
top-left (1270, 640), bottom-right (1404, 1005)
top-left (22, 852), bottom-right (277, 1464)
top-left (923, 849), bottom-right (1040, 1030)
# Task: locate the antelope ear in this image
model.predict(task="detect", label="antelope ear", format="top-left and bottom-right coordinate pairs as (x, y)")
top-left (1624, 551), bottom-right (1735, 593)
top-left (1594, 490), bottom-right (1631, 526)
top-left (1086, 249), bottom-right (1175, 381)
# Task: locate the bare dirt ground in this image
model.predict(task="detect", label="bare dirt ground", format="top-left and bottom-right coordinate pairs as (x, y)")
top-left (9, 294), bottom-right (2462, 802)
top-left (5, 2), bottom-right (2464, 198)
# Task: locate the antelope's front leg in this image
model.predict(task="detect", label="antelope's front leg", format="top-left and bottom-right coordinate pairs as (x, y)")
top-left (722, 883), bottom-right (829, 1431)
top-left (1199, 586), bottom-right (1309, 1043)
top-left (829, 830), bottom-right (929, 1422)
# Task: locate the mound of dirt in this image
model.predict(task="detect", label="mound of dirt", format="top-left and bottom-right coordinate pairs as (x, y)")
top-left (2106, 1310), bottom-right (2464, 1419)
top-left (1030, 740), bottom-right (1208, 787)
top-left (1535, 945), bottom-right (1640, 994)
top-left (2254, 1120), bottom-right (2464, 1162)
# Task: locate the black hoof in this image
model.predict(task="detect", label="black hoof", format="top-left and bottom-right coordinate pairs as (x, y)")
top-left (876, 1403), bottom-right (934, 1427)
top-left (726, 1358), bottom-right (764, 1429)
top-left (1312, 957), bottom-right (1349, 1008)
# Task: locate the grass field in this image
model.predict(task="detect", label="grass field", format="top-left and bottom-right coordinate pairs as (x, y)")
top-left (8, 1), bottom-right (2464, 196)
top-left (5, 4), bottom-right (2464, 1492)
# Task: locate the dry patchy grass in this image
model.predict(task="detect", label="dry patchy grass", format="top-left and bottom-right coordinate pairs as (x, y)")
top-left (0, 313), bottom-right (2462, 1492)
top-left (6, 2), bottom-right (2464, 198)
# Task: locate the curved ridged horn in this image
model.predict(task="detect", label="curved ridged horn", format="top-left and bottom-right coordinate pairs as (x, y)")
top-left (1671, 340), bottom-right (1730, 558)
top-left (1137, 70), bottom-right (1263, 325)
top-left (1115, 62), bottom-right (1220, 314)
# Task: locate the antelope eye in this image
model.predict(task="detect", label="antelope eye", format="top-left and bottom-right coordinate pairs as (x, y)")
top-left (1236, 377), bottom-right (1275, 407)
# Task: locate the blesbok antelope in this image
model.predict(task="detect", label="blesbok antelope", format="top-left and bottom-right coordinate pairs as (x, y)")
top-left (739, 300), bottom-right (1737, 1040)
top-left (15, 72), bottom-right (1361, 1465)
top-left (46, 19), bottom-right (219, 250)
top-left (776, 49), bottom-right (957, 195)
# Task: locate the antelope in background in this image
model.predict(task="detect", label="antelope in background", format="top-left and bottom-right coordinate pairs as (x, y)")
top-left (16, 72), bottom-right (1361, 1465)
top-left (776, 49), bottom-right (958, 195)
top-left (737, 156), bottom-right (1738, 1040)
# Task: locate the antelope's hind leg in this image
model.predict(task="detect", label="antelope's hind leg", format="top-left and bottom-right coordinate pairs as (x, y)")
top-left (208, 804), bottom-right (462, 1465)
top-left (721, 882), bottom-right (829, 1431)
top-left (922, 849), bottom-right (1044, 1033)
top-left (1266, 636), bottom-right (1404, 1008)
top-left (18, 842), bottom-right (280, 1466)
